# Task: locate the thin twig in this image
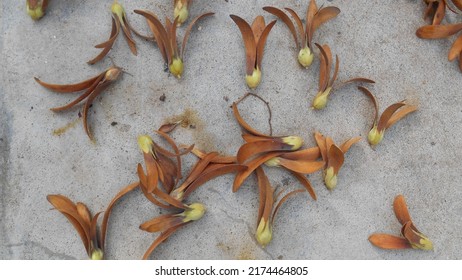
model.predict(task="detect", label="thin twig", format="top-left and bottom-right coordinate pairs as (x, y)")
top-left (233, 92), bottom-right (273, 136)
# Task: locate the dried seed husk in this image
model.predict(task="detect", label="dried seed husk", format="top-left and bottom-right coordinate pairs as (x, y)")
top-left (416, 23), bottom-right (462, 39)
top-left (183, 164), bottom-right (247, 198)
top-left (316, 43), bottom-right (331, 92)
top-left (256, 20), bottom-right (277, 70)
top-left (312, 6), bottom-right (341, 35)
top-left (237, 140), bottom-right (295, 164)
top-left (263, 6), bottom-right (299, 47)
top-left (327, 145), bottom-right (344, 174)
top-left (314, 132), bottom-right (327, 163)
top-left (357, 86), bottom-right (379, 128)
top-left (34, 73), bottom-right (104, 93)
top-left (290, 171), bottom-right (317, 200)
top-left (385, 104), bottom-right (417, 129)
top-left (451, 0), bottom-right (462, 12)
top-left (142, 223), bottom-right (186, 260)
top-left (377, 101), bottom-right (406, 132)
top-left (176, 152), bottom-right (218, 193)
top-left (393, 194), bottom-right (412, 226)
top-left (181, 12), bottom-right (214, 60)
top-left (134, 10), bottom-right (172, 64)
top-left (232, 103), bottom-right (268, 137)
top-left (140, 213), bottom-right (184, 233)
top-left (50, 75), bottom-right (105, 112)
top-left (368, 233), bottom-right (412, 249)
top-left (100, 181), bottom-right (139, 249)
top-left (402, 222), bottom-right (433, 250)
top-left (88, 15), bottom-right (120, 65)
top-left (256, 167), bottom-right (273, 224)
top-left (251, 16), bottom-right (266, 44)
top-left (47, 195), bottom-right (91, 255)
top-left (340, 137), bottom-right (361, 154)
top-left (277, 158), bottom-right (325, 174)
top-left (233, 151), bottom-right (284, 192)
top-left (305, 0), bottom-right (318, 48)
top-left (230, 15), bottom-right (257, 75)
top-left (449, 34), bottom-right (462, 61)
top-left (432, 0), bottom-right (446, 25)
top-left (279, 147), bottom-right (321, 161)
top-left (285, 8), bottom-right (305, 47)
top-left (187, 146), bottom-right (237, 163)
top-left (271, 189), bottom-right (305, 225)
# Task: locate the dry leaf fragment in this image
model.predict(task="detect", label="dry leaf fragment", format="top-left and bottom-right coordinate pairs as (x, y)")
top-left (357, 86), bottom-right (418, 147)
top-left (35, 66), bottom-right (122, 141)
top-left (369, 195), bottom-right (433, 250)
top-left (27, 0), bottom-right (48, 20)
top-left (230, 15), bottom-right (277, 89)
top-left (135, 9), bottom-right (214, 78)
top-left (263, 0), bottom-right (340, 68)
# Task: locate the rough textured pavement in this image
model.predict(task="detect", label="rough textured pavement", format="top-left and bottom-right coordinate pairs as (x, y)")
top-left (1, 0), bottom-right (462, 259)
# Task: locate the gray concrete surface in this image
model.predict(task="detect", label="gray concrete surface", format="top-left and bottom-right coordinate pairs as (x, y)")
top-left (1, 0), bottom-right (462, 259)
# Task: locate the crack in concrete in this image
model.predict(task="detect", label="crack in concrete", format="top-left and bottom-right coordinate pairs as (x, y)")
top-left (218, 208), bottom-right (275, 259)
top-left (6, 241), bottom-right (76, 260)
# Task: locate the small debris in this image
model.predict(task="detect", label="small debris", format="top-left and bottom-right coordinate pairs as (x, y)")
top-left (160, 94), bottom-right (166, 102)
top-left (111, 122), bottom-right (118, 126)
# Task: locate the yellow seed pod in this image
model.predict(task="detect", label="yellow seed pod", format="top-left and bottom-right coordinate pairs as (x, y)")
top-left (245, 68), bottom-right (262, 90)
top-left (298, 47), bottom-right (314, 68)
top-left (264, 157), bottom-right (281, 167)
top-left (91, 248), bottom-right (104, 260)
top-left (111, 1), bottom-right (125, 20)
top-left (183, 203), bottom-right (206, 222)
top-left (174, 1), bottom-right (189, 26)
top-left (324, 166), bottom-right (337, 190)
top-left (367, 126), bottom-right (384, 146)
top-left (312, 88), bottom-right (332, 110)
top-left (26, 0), bottom-right (47, 20)
top-left (282, 136), bottom-right (303, 150)
top-left (104, 67), bottom-right (121, 82)
top-left (169, 57), bottom-right (184, 79)
top-left (255, 218), bottom-right (272, 247)
top-left (137, 135), bottom-right (154, 154)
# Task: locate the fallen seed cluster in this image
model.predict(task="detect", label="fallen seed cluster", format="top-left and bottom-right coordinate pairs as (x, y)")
top-left (26, 0), bottom-right (447, 259)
